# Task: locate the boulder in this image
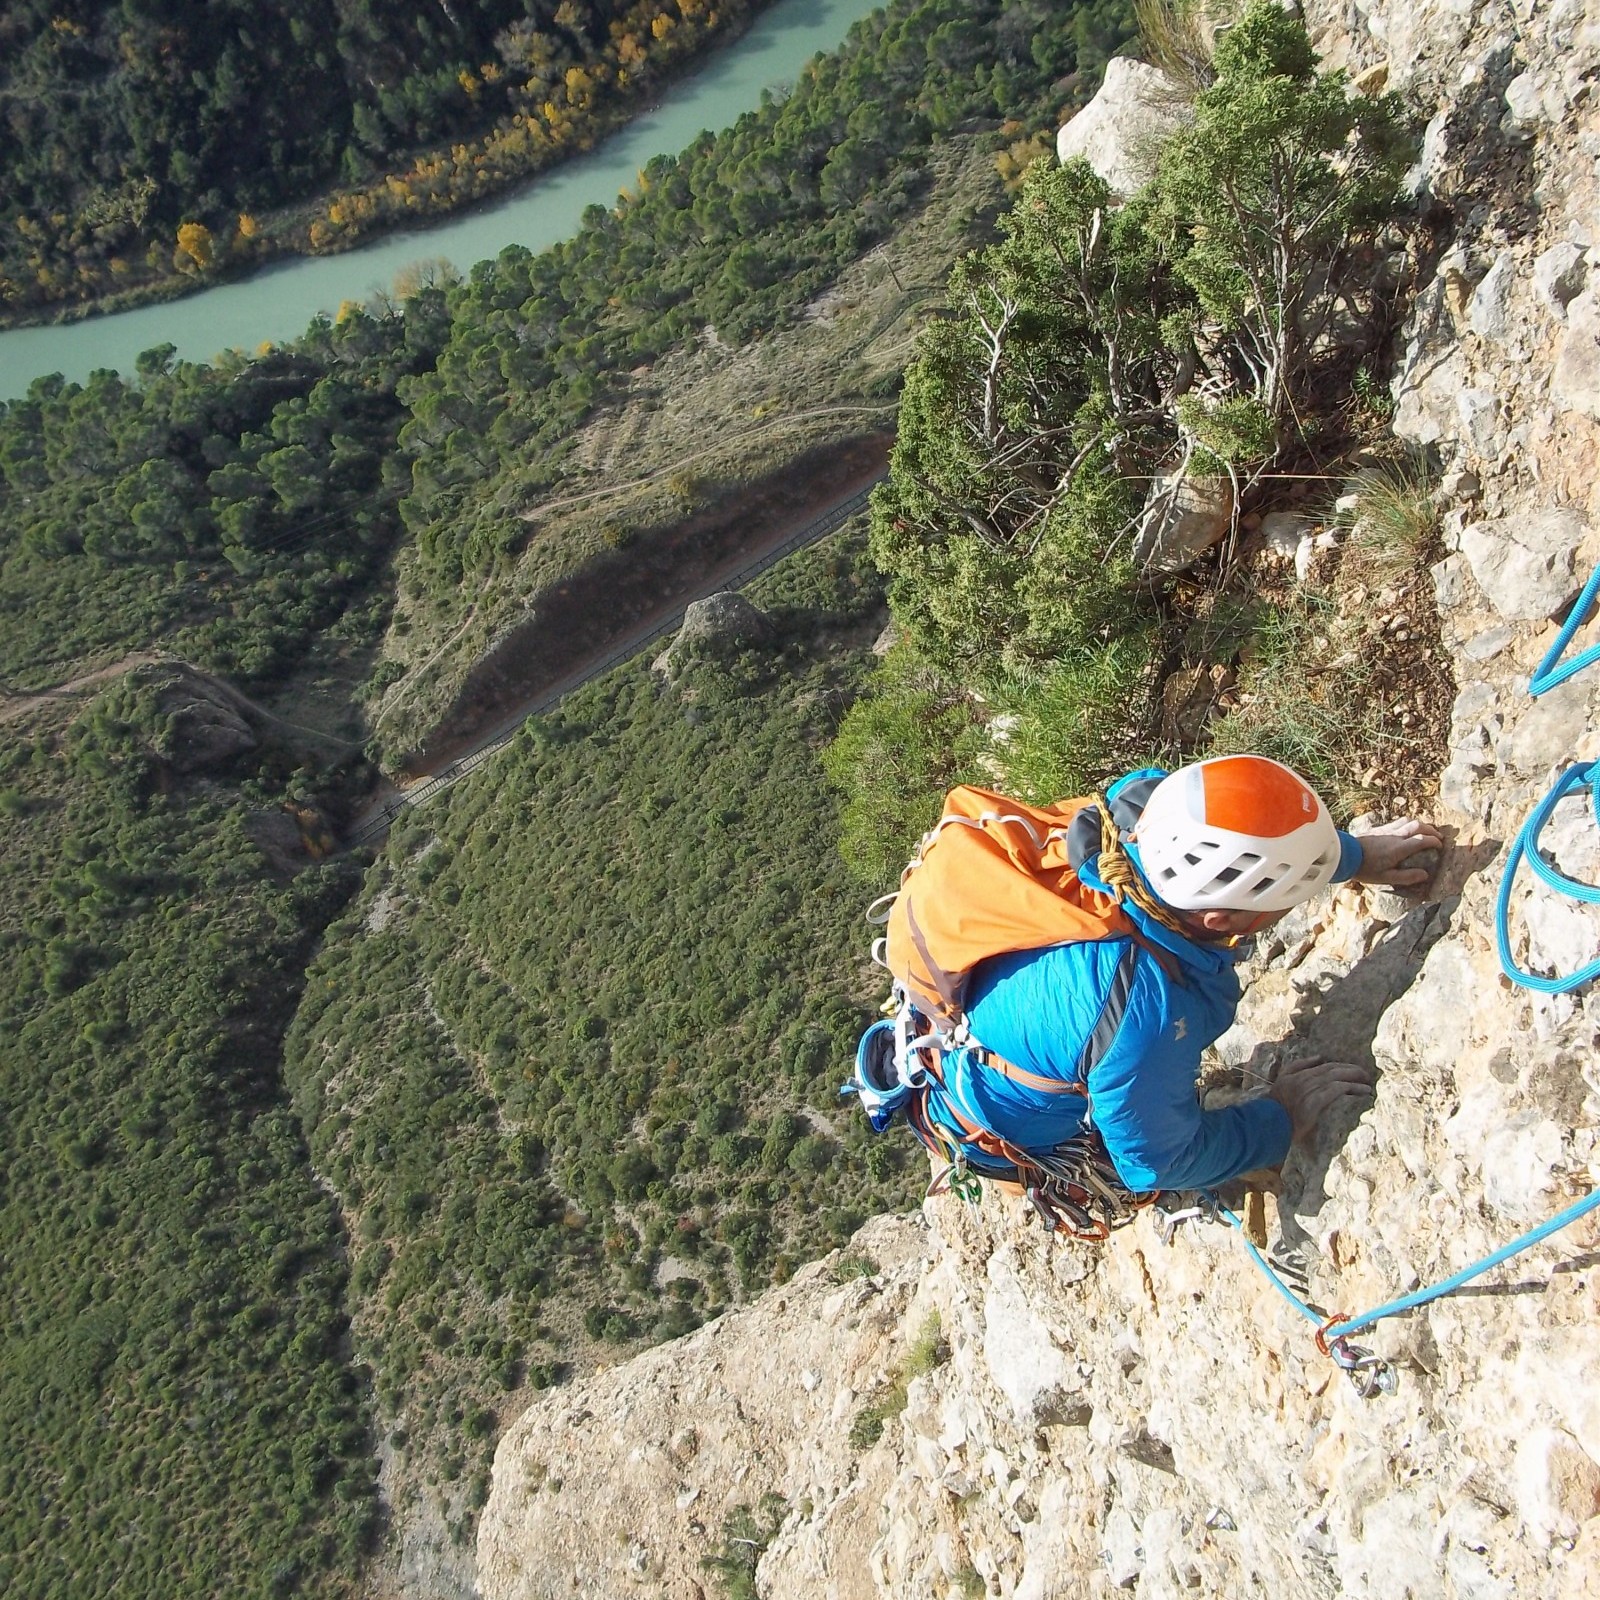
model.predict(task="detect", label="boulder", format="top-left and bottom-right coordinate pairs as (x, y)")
top-left (1055, 58), bottom-right (1191, 197)
top-left (1534, 243), bottom-right (1587, 319)
top-left (1504, 69), bottom-right (1548, 131)
top-left (653, 591), bottom-right (773, 678)
top-left (675, 591), bottom-right (771, 650)
top-left (1457, 509), bottom-right (1584, 620)
top-left (1131, 472), bottom-right (1232, 572)
top-left (1553, 291), bottom-right (1600, 419)
top-left (1260, 511), bottom-right (1308, 555)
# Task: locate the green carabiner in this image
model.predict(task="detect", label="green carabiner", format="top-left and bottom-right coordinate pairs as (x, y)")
top-left (949, 1158), bottom-right (984, 1206)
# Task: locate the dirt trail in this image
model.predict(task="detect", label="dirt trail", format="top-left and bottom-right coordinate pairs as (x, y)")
top-left (347, 439), bottom-right (889, 842)
top-left (0, 651), bottom-right (162, 725)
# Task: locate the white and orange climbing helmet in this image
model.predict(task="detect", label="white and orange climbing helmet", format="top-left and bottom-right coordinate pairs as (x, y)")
top-left (1132, 755), bottom-right (1341, 913)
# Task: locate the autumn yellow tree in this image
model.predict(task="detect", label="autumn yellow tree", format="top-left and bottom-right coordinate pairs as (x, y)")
top-left (174, 221), bottom-right (213, 270)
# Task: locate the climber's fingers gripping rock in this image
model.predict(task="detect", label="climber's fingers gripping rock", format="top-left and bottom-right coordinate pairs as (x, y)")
top-left (1349, 817), bottom-right (1444, 889)
top-left (1267, 1055), bottom-right (1375, 1144)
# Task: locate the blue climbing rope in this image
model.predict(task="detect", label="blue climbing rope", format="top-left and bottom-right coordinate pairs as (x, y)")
top-left (1495, 758), bottom-right (1600, 993)
top-left (1495, 561), bottom-right (1600, 993)
top-left (1213, 1186), bottom-right (1600, 1385)
top-left (1210, 1204), bottom-right (1321, 1329)
top-left (1320, 1185), bottom-right (1600, 1339)
top-left (1530, 563), bottom-right (1600, 695)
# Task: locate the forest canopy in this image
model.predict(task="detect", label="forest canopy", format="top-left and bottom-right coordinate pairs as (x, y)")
top-left (1, 0), bottom-right (765, 317)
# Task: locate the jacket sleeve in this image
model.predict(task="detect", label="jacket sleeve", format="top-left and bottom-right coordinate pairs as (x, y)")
top-left (1332, 830), bottom-right (1364, 883)
top-left (1087, 952), bottom-right (1292, 1192)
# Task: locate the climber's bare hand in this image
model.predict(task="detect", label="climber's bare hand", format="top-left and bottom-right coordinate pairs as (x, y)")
top-left (1349, 817), bottom-right (1444, 889)
top-left (1267, 1055), bottom-right (1374, 1144)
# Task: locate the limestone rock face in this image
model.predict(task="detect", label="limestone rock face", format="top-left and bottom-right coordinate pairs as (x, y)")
top-left (1457, 510), bottom-right (1585, 621)
top-left (1055, 58), bottom-right (1191, 196)
top-left (475, 1215), bottom-right (926, 1600)
top-left (1554, 292), bottom-right (1600, 421)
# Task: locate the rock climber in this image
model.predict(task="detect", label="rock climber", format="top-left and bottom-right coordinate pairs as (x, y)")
top-left (952, 756), bottom-right (1443, 1194)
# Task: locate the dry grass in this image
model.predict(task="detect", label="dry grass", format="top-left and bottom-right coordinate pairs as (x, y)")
top-left (1336, 457), bottom-right (1441, 584)
top-left (1134, 0), bottom-right (1233, 96)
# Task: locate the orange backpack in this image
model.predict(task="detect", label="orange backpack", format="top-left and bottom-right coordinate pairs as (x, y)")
top-left (874, 785), bottom-right (1134, 1020)
top-left (849, 785), bottom-right (1157, 1239)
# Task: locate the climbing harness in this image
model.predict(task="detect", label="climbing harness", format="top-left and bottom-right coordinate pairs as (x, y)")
top-left (1497, 562), bottom-right (1600, 992)
top-left (848, 1014), bottom-right (1155, 1242)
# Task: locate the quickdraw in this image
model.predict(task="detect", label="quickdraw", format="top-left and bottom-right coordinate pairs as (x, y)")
top-left (1316, 1316), bottom-right (1398, 1399)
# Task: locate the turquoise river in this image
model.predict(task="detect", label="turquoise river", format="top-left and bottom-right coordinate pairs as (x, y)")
top-left (0, 0), bottom-right (885, 401)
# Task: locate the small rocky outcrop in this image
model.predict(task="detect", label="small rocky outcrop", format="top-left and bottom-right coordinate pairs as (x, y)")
top-left (1055, 57), bottom-right (1193, 196)
top-left (652, 591), bottom-right (774, 679)
top-left (1132, 471), bottom-right (1234, 571)
top-left (131, 662), bottom-right (259, 772)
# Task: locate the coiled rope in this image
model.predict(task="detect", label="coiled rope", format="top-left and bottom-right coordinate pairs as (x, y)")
top-left (1530, 562), bottom-right (1600, 695)
top-left (1496, 563), bottom-right (1600, 993)
top-left (1093, 790), bottom-right (1194, 938)
top-left (1495, 759), bottom-right (1600, 993)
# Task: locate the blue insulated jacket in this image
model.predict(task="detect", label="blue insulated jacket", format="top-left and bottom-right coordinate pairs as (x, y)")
top-left (953, 769), bottom-right (1363, 1193)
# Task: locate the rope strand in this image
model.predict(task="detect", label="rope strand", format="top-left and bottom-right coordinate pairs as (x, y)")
top-left (1093, 791), bottom-right (1194, 937)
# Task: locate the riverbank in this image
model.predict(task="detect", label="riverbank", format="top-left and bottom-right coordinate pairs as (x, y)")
top-left (0, 0), bottom-right (782, 338)
top-left (0, 0), bottom-right (888, 396)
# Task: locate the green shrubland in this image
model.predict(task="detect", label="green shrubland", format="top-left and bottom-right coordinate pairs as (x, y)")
top-left (0, 692), bottom-right (374, 1599)
top-left (0, 307), bottom-right (442, 694)
top-left (283, 527), bottom-right (922, 1529)
top-left (832, 3), bottom-right (1415, 861)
